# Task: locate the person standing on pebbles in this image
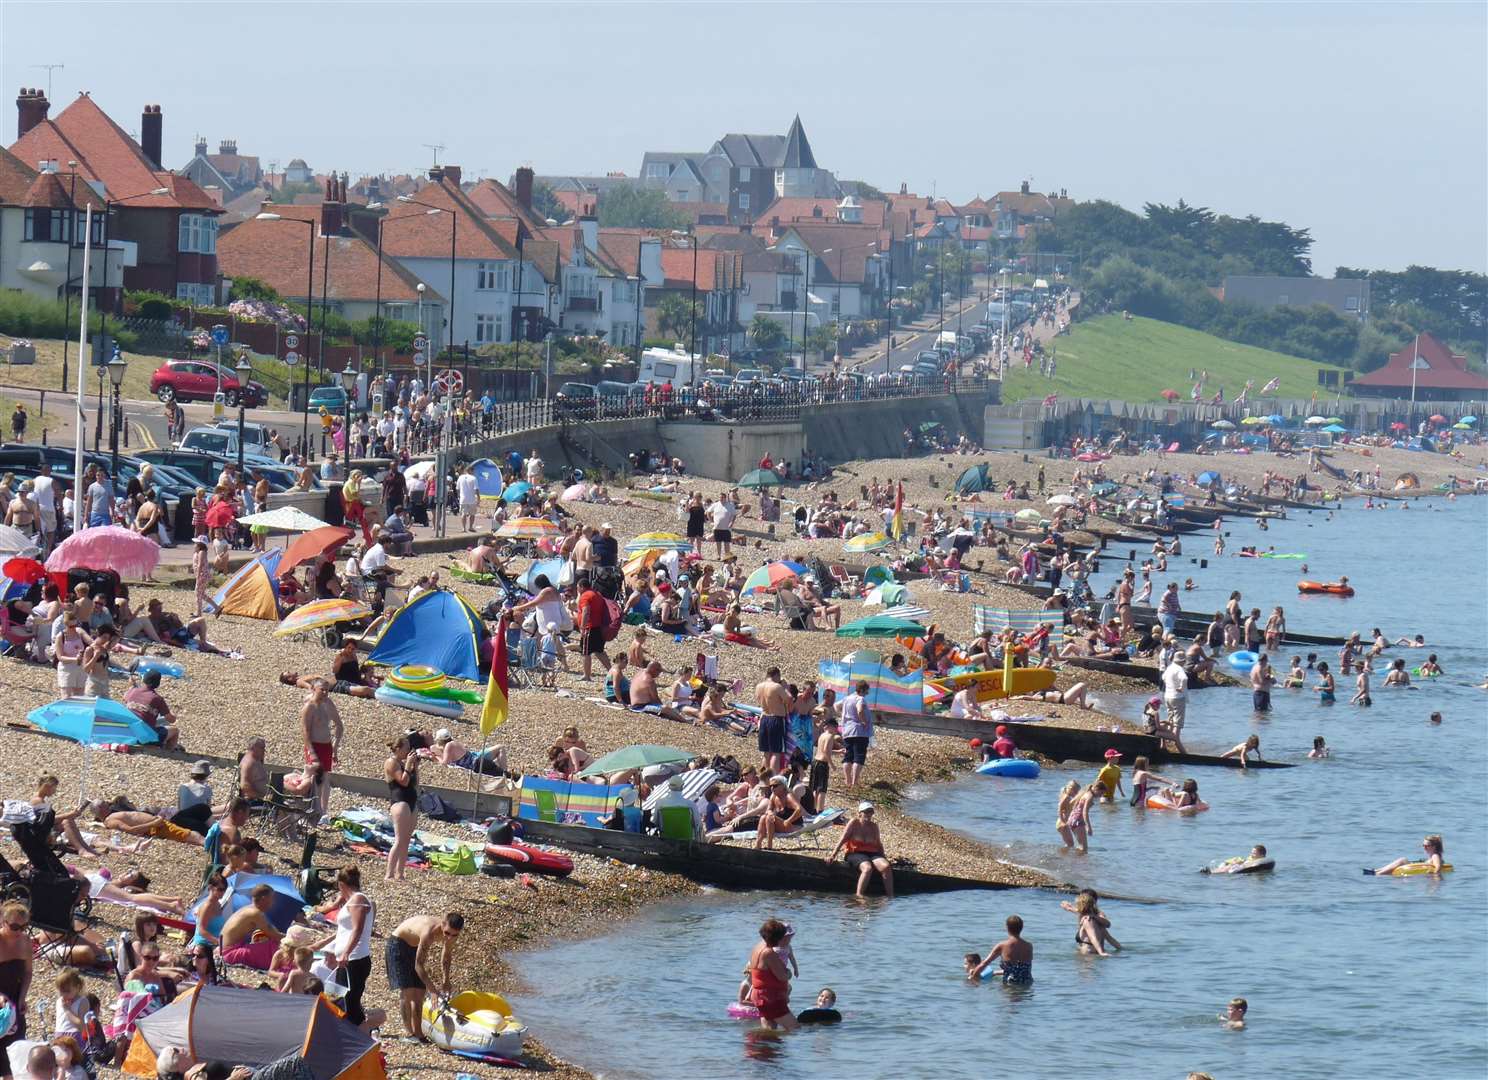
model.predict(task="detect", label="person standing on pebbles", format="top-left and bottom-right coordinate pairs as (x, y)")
top-left (386, 912), bottom-right (464, 1042)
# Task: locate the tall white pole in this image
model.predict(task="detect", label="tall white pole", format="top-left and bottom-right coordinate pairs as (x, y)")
top-left (73, 205), bottom-right (93, 534)
top-left (1409, 332), bottom-right (1420, 408)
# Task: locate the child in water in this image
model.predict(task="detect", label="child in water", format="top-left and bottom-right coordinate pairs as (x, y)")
top-left (1351, 659), bottom-right (1373, 707)
top-left (1285, 657), bottom-right (1305, 688)
top-left (796, 987), bottom-right (840, 1025)
top-left (1223, 997), bottom-right (1248, 1030)
top-left (1308, 736), bottom-right (1330, 759)
top-left (1314, 661), bottom-right (1336, 704)
top-left (966, 914), bottom-right (1034, 984)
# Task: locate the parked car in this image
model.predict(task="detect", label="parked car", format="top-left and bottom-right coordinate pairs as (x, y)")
top-left (179, 425), bottom-right (281, 460)
top-left (149, 360), bottom-right (266, 407)
top-left (135, 448), bottom-right (309, 492)
top-left (732, 368), bottom-right (765, 385)
top-left (210, 419), bottom-right (272, 450)
top-left (0, 445), bottom-right (186, 511)
top-left (307, 386), bottom-right (347, 411)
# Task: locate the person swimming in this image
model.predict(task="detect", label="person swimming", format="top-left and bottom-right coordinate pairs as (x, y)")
top-left (1203, 845), bottom-right (1271, 875)
top-left (796, 987), bottom-right (841, 1024)
top-left (966, 914), bottom-right (1034, 985)
top-left (1365, 834), bottom-right (1445, 876)
top-left (1315, 661), bottom-right (1336, 704)
top-left (1223, 997), bottom-right (1248, 1030)
top-left (1308, 736), bottom-right (1330, 759)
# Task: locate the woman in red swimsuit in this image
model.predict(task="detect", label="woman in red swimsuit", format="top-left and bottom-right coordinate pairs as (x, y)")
top-left (745, 919), bottom-right (797, 1030)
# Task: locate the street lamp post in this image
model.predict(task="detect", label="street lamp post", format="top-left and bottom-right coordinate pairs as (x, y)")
top-left (671, 229), bottom-right (699, 380)
top-left (339, 362), bottom-right (357, 463)
top-left (367, 203), bottom-right (444, 383)
top-left (106, 348), bottom-right (127, 477)
top-left (60, 163), bottom-right (79, 394)
top-left (395, 196), bottom-right (456, 371)
top-left (234, 354), bottom-right (252, 473)
top-left (254, 213), bottom-right (316, 459)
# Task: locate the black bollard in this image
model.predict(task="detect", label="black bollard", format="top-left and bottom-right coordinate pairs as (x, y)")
top-left (1200, 559), bottom-right (1208, 568)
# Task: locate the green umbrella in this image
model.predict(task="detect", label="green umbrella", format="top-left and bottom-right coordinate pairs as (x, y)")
top-left (578, 744), bottom-right (693, 778)
top-left (837, 614), bottom-right (927, 639)
top-left (738, 468), bottom-right (784, 489)
top-left (918, 420), bottom-right (943, 432)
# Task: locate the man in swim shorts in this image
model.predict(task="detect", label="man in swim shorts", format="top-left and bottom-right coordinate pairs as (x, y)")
top-left (386, 912), bottom-right (463, 1041)
top-left (755, 667), bottom-right (790, 774)
top-left (299, 681), bottom-right (343, 818)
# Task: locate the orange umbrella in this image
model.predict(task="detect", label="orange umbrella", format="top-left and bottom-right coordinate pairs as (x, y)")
top-left (280, 525), bottom-right (355, 573)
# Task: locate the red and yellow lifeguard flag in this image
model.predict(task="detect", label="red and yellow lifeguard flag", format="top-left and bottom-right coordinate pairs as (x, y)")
top-left (890, 481), bottom-right (904, 540)
top-left (480, 618), bottom-right (510, 734)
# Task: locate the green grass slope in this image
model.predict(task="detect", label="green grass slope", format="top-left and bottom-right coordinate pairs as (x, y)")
top-left (1000, 315), bottom-right (1349, 404)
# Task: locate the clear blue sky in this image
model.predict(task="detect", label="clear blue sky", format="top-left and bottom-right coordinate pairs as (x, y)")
top-left (4, 1), bottom-right (1483, 274)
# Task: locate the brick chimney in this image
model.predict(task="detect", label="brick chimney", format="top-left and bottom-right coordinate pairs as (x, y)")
top-left (321, 174), bottom-right (343, 236)
top-left (428, 165), bottom-right (444, 182)
top-left (194, 137), bottom-right (208, 157)
top-left (16, 88), bottom-right (49, 139)
top-left (1019, 179), bottom-right (1030, 196)
top-left (441, 164), bottom-right (461, 187)
top-left (514, 166), bottom-right (534, 210)
top-left (140, 105), bottom-right (163, 168)
top-left (218, 139), bottom-right (237, 156)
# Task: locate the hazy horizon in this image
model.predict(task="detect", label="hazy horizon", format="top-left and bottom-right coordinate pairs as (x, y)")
top-left (3, 1), bottom-right (1483, 275)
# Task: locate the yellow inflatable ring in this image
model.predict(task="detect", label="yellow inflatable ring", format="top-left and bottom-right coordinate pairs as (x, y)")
top-left (387, 665), bottom-right (446, 693)
top-left (1391, 862), bottom-right (1453, 877)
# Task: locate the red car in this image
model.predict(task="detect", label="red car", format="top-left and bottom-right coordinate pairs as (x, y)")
top-left (149, 360), bottom-right (266, 407)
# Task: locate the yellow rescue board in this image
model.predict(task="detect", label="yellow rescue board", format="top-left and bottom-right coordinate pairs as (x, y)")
top-left (931, 666), bottom-right (1056, 702)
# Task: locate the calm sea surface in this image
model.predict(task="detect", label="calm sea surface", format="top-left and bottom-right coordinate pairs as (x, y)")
top-left (510, 498), bottom-right (1488, 1080)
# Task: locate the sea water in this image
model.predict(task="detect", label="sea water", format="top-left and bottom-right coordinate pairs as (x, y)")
top-left (509, 500), bottom-right (1488, 1080)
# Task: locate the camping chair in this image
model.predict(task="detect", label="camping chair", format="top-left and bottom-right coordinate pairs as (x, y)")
top-left (657, 805), bottom-right (697, 842)
top-left (779, 597), bottom-right (815, 632)
top-left (828, 564), bottom-right (860, 596)
top-left (505, 625), bottom-right (534, 689)
top-left (516, 632), bottom-right (544, 688)
top-left (532, 787), bottom-right (559, 823)
top-left (255, 772), bottom-right (318, 843)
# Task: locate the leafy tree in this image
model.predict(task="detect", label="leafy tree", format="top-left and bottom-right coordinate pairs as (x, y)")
top-left (597, 187), bottom-right (686, 230)
top-left (530, 181), bottom-right (566, 224)
top-left (804, 323), bottom-right (837, 359)
top-left (656, 294), bottom-right (701, 342)
top-left (269, 182), bottom-right (321, 205)
top-left (749, 314), bottom-right (786, 354)
top-left (228, 276), bottom-right (283, 304)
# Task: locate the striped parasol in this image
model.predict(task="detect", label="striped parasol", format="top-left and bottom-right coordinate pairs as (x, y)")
top-left (623, 532), bottom-right (691, 554)
top-left (881, 604), bottom-right (931, 622)
top-left (741, 561), bottom-right (800, 596)
top-left (274, 598), bottom-right (375, 636)
top-left (495, 517), bottom-right (563, 539)
top-left (844, 531), bottom-right (892, 553)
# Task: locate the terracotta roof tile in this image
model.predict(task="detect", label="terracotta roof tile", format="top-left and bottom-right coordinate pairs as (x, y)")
top-left (1351, 332), bottom-right (1488, 390)
top-left (753, 196), bottom-right (887, 229)
top-left (466, 178), bottom-right (547, 234)
top-left (218, 216), bottom-right (437, 305)
top-left (21, 171), bottom-right (106, 211)
top-left (0, 146), bottom-right (39, 205)
top-left (374, 176), bottom-right (517, 262)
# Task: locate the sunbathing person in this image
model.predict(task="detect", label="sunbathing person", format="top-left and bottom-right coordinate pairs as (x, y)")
top-left (146, 598), bottom-right (229, 654)
top-left (425, 730), bottom-right (509, 775)
top-left (87, 797), bottom-right (204, 845)
top-left (630, 661), bottom-right (688, 722)
top-left (278, 670), bottom-right (375, 700)
top-left (1016, 682), bottom-right (1091, 708)
top-left (33, 775), bottom-right (149, 856)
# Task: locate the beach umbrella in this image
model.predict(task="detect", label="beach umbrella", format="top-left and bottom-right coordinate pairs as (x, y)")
top-left (496, 517), bottom-right (562, 539)
top-left (578, 744), bottom-right (692, 778)
top-left (1197, 471), bottom-right (1221, 486)
top-left (741, 561), bottom-right (800, 595)
top-left (862, 565), bottom-right (896, 586)
top-left (864, 582), bottom-right (909, 607)
top-left (1014, 508), bottom-right (1043, 523)
top-left (738, 468), bottom-right (783, 489)
top-left (1266, 414), bottom-right (1284, 424)
top-left (1159, 389), bottom-right (1180, 401)
top-left (236, 506), bottom-right (332, 532)
top-left (1453, 422), bottom-right (1472, 430)
top-left (621, 549), bottom-right (660, 576)
top-left (45, 526), bottom-right (161, 579)
top-left (1322, 424), bottom-right (1346, 434)
top-left (203, 502), bottom-right (236, 529)
top-left (623, 532), bottom-right (690, 554)
top-left (1210, 419), bottom-right (1235, 430)
top-left (837, 613), bottom-right (927, 639)
top-left (881, 603), bottom-right (930, 622)
top-left (499, 480), bottom-right (532, 503)
top-left (1428, 414), bottom-right (1446, 423)
top-left (1240, 416), bottom-right (1265, 426)
top-left (1389, 422), bottom-right (1408, 431)
top-left (1046, 494), bottom-right (1076, 506)
top-left (0, 525), bottom-right (39, 558)
top-left (560, 483), bottom-right (592, 502)
top-left (1323, 417), bottom-right (1343, 425)
top-left (404, 460), bottom-right (436, 482)
top-left (1305, 416), bottom-right (1326, 425)
top-left (1460, 416), bottom-right (1477, 424)
top-left (279, 525), bottom-right (354, 573)
top-left (2, 556), bottom-right (46, 585)
top-left (844, 532), bottom-right (892, 553)
top-left (274, 598), bottom-right (374, 636)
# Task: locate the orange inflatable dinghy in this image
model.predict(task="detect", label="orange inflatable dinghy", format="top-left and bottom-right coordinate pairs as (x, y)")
top-left (1297, 581), bottom-right (1354, 597)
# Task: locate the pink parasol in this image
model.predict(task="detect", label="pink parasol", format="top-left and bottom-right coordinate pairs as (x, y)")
top-left (1159, 389), bottom-right (1180, 401)
top-left (45, 526), bottom-right (161, 579)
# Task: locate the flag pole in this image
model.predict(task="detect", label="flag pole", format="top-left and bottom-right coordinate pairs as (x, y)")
top-left (73, 204), bottom-right (93, 534)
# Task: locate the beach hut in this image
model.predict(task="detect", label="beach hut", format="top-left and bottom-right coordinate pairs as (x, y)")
top-left (369, 589), bottom-right (489, 682)
top-left (124, 984), bottom-right (385, 1079)
top-left (205, 550), bottom-right (283, 620)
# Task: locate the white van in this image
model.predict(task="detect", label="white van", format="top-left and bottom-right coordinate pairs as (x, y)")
top-left (638, 345), bottom-right (703, 386)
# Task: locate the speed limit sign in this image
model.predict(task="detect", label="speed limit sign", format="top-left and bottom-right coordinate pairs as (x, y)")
top-left (412, 333), bottom-right (429, 351)
top-left (284, 350), bottom-right (299, 366)
top-left (285, 334), bottom-right (299, 350)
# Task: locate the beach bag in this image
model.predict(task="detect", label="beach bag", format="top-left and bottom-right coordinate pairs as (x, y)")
top-left (427, 844), bottom-right (477, 876)
top-left (601, 597), bottom-right (623, 642)
top-left (417, 791), bottom-right (460, 821)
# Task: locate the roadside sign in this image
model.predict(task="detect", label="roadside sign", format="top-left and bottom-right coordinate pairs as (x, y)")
top-left (372, 392), bottom-right (384, 418)
top-left (284, 350), bottom-right (300, 366)
top-left (212, 391), bottom-right (225, 419)
top-left (412, 333), bottom-right (429, 351)
top-left (433, 369), bottom-right (463, 397)
top-left (412, 351), bottom-right (425, 366)
top-left (284, 333), bottom-right (298, 349)
top-left (211, 325), bottom-right (228, 347)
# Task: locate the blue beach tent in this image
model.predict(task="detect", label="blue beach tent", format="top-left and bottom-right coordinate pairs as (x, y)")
top-left (368, 588), bottom-right (489, 682)
top-left (470, 458), bottom-right (505, 497)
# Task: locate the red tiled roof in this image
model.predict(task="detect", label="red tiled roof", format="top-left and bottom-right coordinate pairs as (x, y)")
top-left (466, 178), bottom-right (547, 234)
top-left (1351, 333), bottom-right (1488, 390)
top-left (374, 176), bottom-right (519, 262)
top-left (779, 223), bottom-right (882, 284)
top-left (754, 196), bottom-right (887, 229)
top-left (535, 225), bottom-right (628, 278)
top-left (0, 146), bottom-right (39, 205)
top-left (9, 94), bottom-right (218, 211)
top-left (21, 171), bottom-right (106, 211)
top-left (659, 246), bottom-right (741, 292)
top-left (960, 225), bottom-right (993, 242)
top-left (218, 216), bottom-right (437, 305)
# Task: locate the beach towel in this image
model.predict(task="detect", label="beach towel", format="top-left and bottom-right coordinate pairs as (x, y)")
top-left (725, 808), bottom-right (846, 842)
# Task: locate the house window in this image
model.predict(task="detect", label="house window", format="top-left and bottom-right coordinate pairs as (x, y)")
top-left (646, 162), bottom-right (669, 179)
top-left (1344, 296), bottom-right (1360, 312)
top-left (23, 208), bottom-right (66, 243)
top-left (474, 313), bottom-right (499, 343)
top-left (475, 261), bottom-right (510, 291)
top-left (565, 271), bottom-right (597, 299)
top-left (738, 193), bottom-right (751, 211)
top-left (175, 282), bottom-right (214, 306)
top-left (384, 304), bottom-right (407, 320)
top-left (738, 167), bottom-right (751, 182)
top-left (1276, 294), bottom-right (1289, 306)
top-left (612, 281), bottom-right (635, 305)
top-left (177, 214), bottom-right (218, 254)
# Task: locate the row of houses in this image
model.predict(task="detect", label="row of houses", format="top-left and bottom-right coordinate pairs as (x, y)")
top-left (1, 90), bottom-right (1074, 363)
